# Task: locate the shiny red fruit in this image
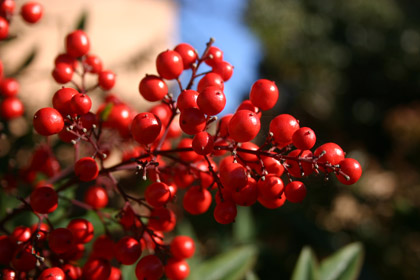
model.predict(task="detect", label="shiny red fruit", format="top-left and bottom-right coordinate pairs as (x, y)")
top-left (33, 107), bottom-right (64, 136)
top-left (20, 2), bottom-right (43, 24)
top-left (66, 30), bottom-right (90, 58)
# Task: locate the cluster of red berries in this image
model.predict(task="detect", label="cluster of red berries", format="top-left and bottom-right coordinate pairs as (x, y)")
top-left (0, 66), bottom-right (23, 121)
top-left (0, 1), bottom-right (43, 40)
top-left (0, 27), bottom-right (363, 279)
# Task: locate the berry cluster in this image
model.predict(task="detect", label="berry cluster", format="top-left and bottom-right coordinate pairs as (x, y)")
top-left (0, 29), bottom-right (362, 280)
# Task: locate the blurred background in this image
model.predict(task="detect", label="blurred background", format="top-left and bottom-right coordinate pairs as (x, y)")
top-left (1, 0), bottom-right (420, 279)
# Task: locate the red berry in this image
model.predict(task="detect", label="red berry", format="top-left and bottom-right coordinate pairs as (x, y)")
top-left (98, 103), bottom-right (133, 138)
top-left (52, 87), bottom-right (78, 116)
top-left (192, 131), bottom-right (214, 155)
top-left (197, 86), bottom-right (226, 116)
top-left (197, 72), bottom-right (224, 92)
top-left (237, 142), bottom-right (259, 162)
top-left (0, 17), bottom-right (9, 40)
top-left (237, 99), bottom-right (261, 117)
top-left (156, 50), bottom-right (183, 80)
top-left (11, 226), bottom-right (31, 243)
top-left (285, 149), bottom-right (314, 178)
top-left (135, 255), bottom-right (164, 280)
top-left (83, 258), bottom-right (111, 280)
top-left (74, 157), bottom-right (99, 182)
top-left (314, 142), bottom-right (345, 172)
top-left (258, 194), bottom-right (286, 209)
top-left (37, 267), bottom-right (65, 280)
top-left (179, 107), bottom-right (206, 135)
top-left (177, 89), bottom-right (199, 110)
top-left (20, 2), bottom-right (43, 24)
top-left (98, 70), bottom-right (116, 90)
top-left (217, 114), bottom-right (233, 138)
top-left (91, 235), bottom-right (115, 260)
top-left (84, 185), bottom-right (108, 209)
top-left (269, 114), bottom-right (300, 146)
top-left (149, 103), bottom-right (171, 126)
top-left (67, 218), bottom-right (94, 244)
top-left (48, 228), bottom-right (74, 254)
top-left (183, 186), bottom-right (212, 215)
top-left (257, 175), bottom-right (284, 200)
top-left (165, 259), bottom-right (190, 280)
top-left (71, 93), bottom-right (92, 115)
top-left (131, 112), bottom-right (162, 145)
top-left (232, 177), bottom-right (258, 206)
top-left (174, 43), bottom-right (197, 69)
top-left (212, 61), bottom-right (234, 81)
top-left (228, 110), bottom-right (261, 142)
top-left (170, 236), bottom-right (195, 260)
top-left (139, 75), bottom-right (168, 102)
top-left (147, 207), bottom-right (176, 232)
top-left (108, 267), bottom-right (122, 280)
top-left (52, 63), bottom-right (74, 84)
top-left (115, 236), bottom-right (142, 265)
top-left (0, 97), bottom-right (24, 120)
top-left (292, 127), bottom-right (316, 150)
top-left (177, 138), bottom-right (201, 162)
top-left (33, 107), bottom-right (64, 136)
top-left (205, 46), bottom-right (223, 67)
top-left (55, 53), bottom-right (78, 70)
top-left (30, 186), bottom-right (58, 214)
top-left (1, 268), bottom-right (16, 280)
top-left (62, 264), bottom-right (82, 280)
top-left (66, 30), bottom-right (90, 58)
top-left (219, 157), bottom-right (248, 191)
top-left (336, 158), bottom-right (362, 185)
top-left (83, 54), bottom-right (103, 73)
top-left (214, 200), bottom-right (237, 224)
top-left (0, 78), bottom-right (19, 97)
top-left (249, 79), bottom-right (279, 111)
top-left (1, 0), bottom-right (15, 15)
top-left (284, 181), bottom-right (307, 203)
top-left (11, 244), bottom-right (37, 272)
top-left (145, 182), bottom-right (171, 208)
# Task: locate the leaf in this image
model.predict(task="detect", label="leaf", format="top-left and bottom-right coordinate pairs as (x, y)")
top-left (233, 206), bottom-right (256, 243)
top-left (100, 103), bottom-right (114, 122)
top-left (188, 245), bottom-right (258, 280)
top-left (319, 242), bottom-right (364, 280)
top-left (9, 49), bottom-right (37, 77)
top-left (121, 263), bottom-right (137, 280)
top-left (75, 11), bottom-right (88, 30)
top-left (291, 247), bottom-right (319, 280)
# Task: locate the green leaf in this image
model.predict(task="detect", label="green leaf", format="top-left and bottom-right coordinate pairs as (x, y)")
top-left (9, 49), bottom-right (37, 77)
top-left (121, 263), bottom-right (137, 280)
top-left (188, 245), bottom-right (258, 280)
top-left (75, 11), bottom-right (88, 30)
top-left (291, 247), bottom-right (319, 280)
top-left (100, 103), bottom-right (114, 122)
top-left (233, 206), bottom-right (256, 243)
top-left (319, 242), bottom-right (364, 280)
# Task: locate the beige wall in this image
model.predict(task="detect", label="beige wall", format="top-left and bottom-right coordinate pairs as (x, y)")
top-left (0, 0), bottom-right (177, 115)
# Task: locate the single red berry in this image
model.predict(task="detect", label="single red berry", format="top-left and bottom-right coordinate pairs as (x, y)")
top-left (131, 112), bottom-right (162, 145)
top-left (11, 244), bottom-right (37, 272)
top-left (0, 97), bottom-right (24, 120)
top-left (197, 86), bottom-right (226, 116)
top-left (108, 267), bottom-right (122, 280)
top-left (285, 149), bottom-right (314, 178)
top-left (52, 63), bottom-right (74, 84)
top-left (139, 75), bottom-right (168, 102)
top-left (98, 103), bottom-right (133, 138)
top-left (55, 53), bottom-right (78, 70)
top-left (165, 259), bottom-right (190, 280)
top-left (336, 158), bottom-right (362, 185)
top-left (91, 235), bottom-right (115, 260)
top-left (170, 236), bottom-right (195, 260)
top-left (284, 181), bottom-right (307, 203)
top-left (71, 93), bottom-right (92, 115)
top-left (62, 264), bottom-right (82, 280)
top-left (174, 43), bottom-right (197, 69)
top-left (83, 54), bottom-right (103, 73)
top-left (1, 268), bottom-right (16, 280)
top-left (149, 103), bottom-right (171, 126)
top-left (98, 70), bottom-right (116, 90)
top-left (48, 228), bottom-right (74, 254)
top-left (197, 72), bottom-right (224, 92)
top-left (20, 2), bottom-right (43, 24)
top-left (83, 258), bottom-right (111, 280)
top-left (74, 157), bottom-right (99, 182)
top-left (33, 107), bottom-right (64, 136)
top-left (205, 46), bottom-right (223, 67)
top-left (177, 89), bottom-right (199, 111)
top-left (258, 194), bottom-right (286, 209)
top-left (30, 186), bottom-right (58, 214)
top-left (52, 87), bottom-right (78, 116)
top-left (0, 17), bottom-right (9, 40)
top-left (219, 157), bottom-right (248, 191)
top-left (214, 200), bottom-right (237, 224)
top-left (0, 78), bottom-right (19, 97)
top-left (67, 218), bottom-right (94, 244)
top-left (84, 185), bottom-right (108, 209)
top-left (232, 177), bottom-right (258, 206)
top-left (66, 30), bottom-right (90, 58)
top-left (179, 107), bottom-right (206, 135)
top-left (147, 207), bottom-right (176, 232)
top-left (249, 79), bottom-right (279, 111)
top-left (115, 236), bottom-right (142, 265)
top-left (212, 61), bottom-right (234, 81)
top-left (269, 114), bottom-right (300, 146)
top-left (30, 222), bottom-right (49, 241)
top-left (183, 186), bottom-right (212, 215)
top-left (1, 0), bottom-right (15, 15)
top-left (145, 182), bottom-right (171, 208)
top-left (228, 110), bottom-right (261, 142)
top-left (135, 255), bottom-right (164, 280)
top-left (156, 50), bottom-right (183, 80)
top-left (11, 226), bottom-right (31, 243)
top-left (192, 131), bottom-right (214, 155)
top-left (237, 99), bottom-right (261, 118)
top-left (314, 142), bottom-right (345, 172)
top-left (237, 142), bottom-right (259, 162)
top-left (292, 127), bottom-right (316, 150)
top-left (257, 175), bottom-right (284, 200)
top-left (37, 267), bottom-right (65, 280)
